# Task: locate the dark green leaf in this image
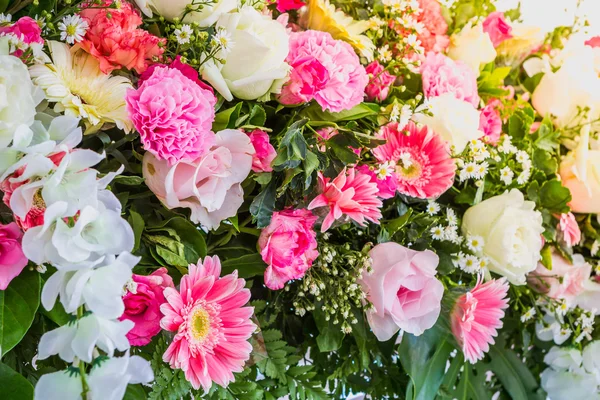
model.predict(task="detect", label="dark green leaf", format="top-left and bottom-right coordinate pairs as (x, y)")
top-left (532, 149), bottom-right (557, 176)
top-left (128, 210), bottom-right (145, 253)
top-left (300, 102), bottom-right (379, 122)
top-left (124, 384), bottom-right (147, 400)
top-left (0, 362), bottom-right (34, 400)
top-left (250, 180), bottom-right (276, 228)
top-left (213, 102), bottom-right (243, 131)
top-left (112, 175), bottom-right (145, 186)
top-left (313, 308), bottom-right (344, 352)
top-left (165, 217), bottom-right (207, 262)
top-left (539, 179), bottom-right (571, 213)
top-left (248, 104), bottom-right (267, 127)
top-left (488, 344), bottom-right (542, 400)
top-left (220, 253), bottom-right (266, 279)
top-left (386, 209), bottom-right (414, 237)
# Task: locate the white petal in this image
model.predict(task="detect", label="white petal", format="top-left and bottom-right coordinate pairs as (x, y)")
top-left (34, 370), bottom-right (81, 400)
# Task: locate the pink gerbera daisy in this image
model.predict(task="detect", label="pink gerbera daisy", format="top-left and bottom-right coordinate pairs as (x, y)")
top-left (160, 256), bottom-right (256, 391)
top-left (308, 168), bottom-right (383, 232)
top-left (372, 122), bottom-right (456, 199)
top-left (451, 278), bottom-right (509, 363)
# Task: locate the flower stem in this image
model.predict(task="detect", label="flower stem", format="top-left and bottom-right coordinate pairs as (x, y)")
top-left (76, 307), bottom-right (90, 398)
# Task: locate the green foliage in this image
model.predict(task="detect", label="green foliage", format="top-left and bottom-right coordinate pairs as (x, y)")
top-left (148, 336), bottom-right (192, 400)
top-left (0, 362), bottom-right (34, 400)
top-left (220, 253), bottom-right (266, 279)
top-left (0, 269), bottom-right (40, 357)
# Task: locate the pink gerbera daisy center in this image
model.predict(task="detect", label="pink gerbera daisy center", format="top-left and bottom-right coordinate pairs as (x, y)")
top-left (182, 300), bottom-right (222, 356)
top-left (394, 150), bottom-right (431, 184)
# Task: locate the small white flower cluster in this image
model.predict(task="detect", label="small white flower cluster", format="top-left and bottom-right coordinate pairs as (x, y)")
top-left (575, 310), bottom-right (595, 343)
top-left (457, 140), bottom-right (492, 183)
top-left (431, 208), bottom-right (461, 244)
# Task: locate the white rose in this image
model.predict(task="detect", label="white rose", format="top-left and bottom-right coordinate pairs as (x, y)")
top-left (201, 6), bottom-right (290, 101)
top-left (133, 0), bottom-right (236, 26)
top-left (461, 189), bottom-right (544, 285)
top-left (447, 23), bottom-right (496, 77)
top-left (532, 50), bottom-right (600, 130)
top-left (0, 52), bottom-right (42, 148)
top-left (415, 93), bottom-right (483, 153)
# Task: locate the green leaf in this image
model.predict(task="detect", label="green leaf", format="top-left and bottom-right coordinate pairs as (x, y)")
top-left (165, 217), bottom-right (207, 262)
top-left (0, 0), bottom-right (8, 13)
top-left (273, 120), bottom-right (308, 171)
top-left (313, 308), bottom-right (344, 352)
top-left (300, 102), bottom-right (379, 122)
top-left (488, 345), bottom-right (542, 400)
top-left (155, 246), bottom-right (188, 267)
top-left (220, 254), bottom-right (266, 279)
top-left (539, 179), bottom-right (571, 213)
top-left (124, 384), bottom-right (147, 400)
top-left (248, 104), bottom-right (267, 127)
top-left (112, 175), bottom-right (145, 186)
top-left (385, 208), bottom-right (413, 237)
top-left (128, 210), bottom-right (145, 252)
top-left (0, 269), bottom-right (40, 357)
top-left (532, 149), bottom-right (557, 176)
top-left (250, 180), bottom-right (276, 228)
top-left (213, 102), bottom-right (243, 131)
top-left (41, 298), bottom-right (70, 326)
top-left (399, 324), bottom-right (453, 400)
top-left (0, 362), bottom-right (34, 400)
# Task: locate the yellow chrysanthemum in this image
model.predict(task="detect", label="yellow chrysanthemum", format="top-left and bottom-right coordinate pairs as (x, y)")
top-left (29, 41), bottom-right (133, 133)
top-left (302, 0), bottom-right (375, 61)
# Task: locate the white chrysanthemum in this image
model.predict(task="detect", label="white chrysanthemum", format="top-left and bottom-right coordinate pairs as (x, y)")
top-left (29, 41), bottom-right (133, 133)
top-left (58, 14), bottom-right (88, 45)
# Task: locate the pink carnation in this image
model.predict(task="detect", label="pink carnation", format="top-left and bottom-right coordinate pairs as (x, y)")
top-left (80, 0), bottom-right (165, 74)
top-left (120, 267), bottom-right (174, 346)
top-left (528, 250), bottom-right (590, 305)
top-left (478, 103), bottom-right (502, 145)
top-left (558, 212), bottom-right (581, 247)
top-left (276, 0), bottom-right (305, 12)
top-left (421, 53), bottom-right (479, 107)
top-left (483, 12), bottom-right (513, 47)
top-left (139, 56), bottom-right (214, 94)
top-left (279, 30), bottom-right (369, 113)
top-left (308, 168), bottom-right (382, 232)
top-left (248, 129), bottom-right (277, 173)
top-left (0, 16), bottom-right (43, 45)
top-left (365, 61), bottom-right (396, 102)
top-left (372, 122), bottom-right (456, 199)
top-left (0, 222), bottom-right (29, 290)
top-left (358, 242), bottom-right (444, 340)
top-left (356, 165), bottom-right (398, 200)
top-left (259, 208), bottom-right (319, 290)
top-left (126, 66), bottom-right (217, 165)
top-left (451, 278), bottom-right (509, 363)
top-left (416, 0), bottom-right (450, 53)
top-left (161, 256), bottom-right (255, 391)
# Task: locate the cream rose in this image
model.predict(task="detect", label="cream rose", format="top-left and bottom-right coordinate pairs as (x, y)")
top-left (461, 189), bottom-right (544, 285)
top-left (447, 23), bottom-right (496, 77)
top-left (133, 0), bottom-right (236, 27)
top-left (496, 23), bottom-right (544, 65)
top-left (415, 93), bottom-right (483, 153)
top-left (201, 6), bottom-right (290, 101)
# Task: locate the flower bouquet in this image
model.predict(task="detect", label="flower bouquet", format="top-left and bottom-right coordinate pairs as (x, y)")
top-left (1, 0), bottom-right (600, 399)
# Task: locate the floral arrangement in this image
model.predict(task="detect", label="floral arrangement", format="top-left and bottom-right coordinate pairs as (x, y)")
top-left (1, 0), bottom-right (600, 399)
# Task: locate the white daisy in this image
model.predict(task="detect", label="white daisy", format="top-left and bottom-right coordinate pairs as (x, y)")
top-left (375, 161), bottom-right (395, 180)
top-left (500, 166), bottom-right (514, 185)
top-left (520, 307), bottom-right (536, 322)
top-left (426, 201), bottom-right (440, 216)
top-left (447, 208), bottom-right (458, 226)
top-left (466, 235), bottom-right (484, 253)
top-left (430, 225), bottom-right (444, 240)
top-left (174, 24), bottom-right (193, 45)
top-left (473, 162), bottom-right (489, 179)
top-left (58, 14), bottom-right (88, 45)
top-left (0, 13), bottom-right (11, 24)
top-left (517, 169), bottom-right (531, 185)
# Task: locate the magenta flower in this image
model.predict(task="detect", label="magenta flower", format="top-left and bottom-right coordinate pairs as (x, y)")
top-left (248, 129), bottom-right (277, 173)
top-left (483, 12), bottom-right (513, 47)
top-left (0, 223), bottom-right (29, 290)
top-left (160, 256), bottom-right (256, 391)
top-left (372, 122), bottom-right (456, 199)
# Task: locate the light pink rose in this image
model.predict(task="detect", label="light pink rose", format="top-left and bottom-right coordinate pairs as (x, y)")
top-left (558, 212), bottom-right (581, 247)
top-left (142, 129), bottom-right (254, 230)
top-left (259, 208), bottom-right (319, 290)
top-left (356, 165), bottom-right (398, 200)
top-left (365, 61), bottom-right (396, 102)
top-left (126, 66), bottom-right (217, 166)
top-left (528, 250), bottom-right (591, 305)
top-left (359, 242), bottom-right (444, 340)
top-left (120, 267), bottom-right (174, 346)
top-left (0, 222), bottom-right (29, 290)
top-left (479, 103), bottom-right (502, 145)
top-left (0, 16), bottom-right (43, 45)
top-left (421, 52), bottom-right (480, 107)
top-left (483, 12), bottom-right (513, 47)
top-left (248, 129), bottom-right (276, 173)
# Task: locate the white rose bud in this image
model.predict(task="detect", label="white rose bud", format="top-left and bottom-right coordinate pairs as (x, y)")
top-left (447, 23), bottom-right (496, 77)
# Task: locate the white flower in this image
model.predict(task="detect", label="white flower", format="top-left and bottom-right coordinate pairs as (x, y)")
top-left (426, 201), bottom-right (440, 215)
top-left (520, 307), bottom-right (536, 322)
top-left (378, 44), bottom-right (392, 62)
top-left (500, 166), bottom-right (514, 185)
top-left (22, 201), bottom-right (134, 269)
top-left (34, 352), bottom-right (153, 400)
top-left (473, 162), bottom-right (489, 180)
top-left (517, 169), bottom-right (531, 185)
top-left (430, 225), bottom-right (444, 240)
top-left (447, 208), bottom-right (458, 226)
top-left (201, 6), bottom-right (290, 101)
top-left (516, 150), bottom-right (530, 164)
top-left (42, 252), bottom-right (139, 319)
top-left (0, 13), bottom-right (11, 23)
top-left (133, 0), bottom-right (236, 26)
top-left (415, 93), bottom-right (483, 153)
top-left (458, 254), bottom-right (481, 274)
top-left (0, 51), bottom-right (43, 148)
top-left (447, 23), bottom-right (496, 77)
top-left (173, 24), bottom-right (193, 45)
top-left (536, 312), bottom-right (571, 345)
top-left (592, 240), bottom-right (600, 257)
top-left (443, 225), bottom-right (460, 243)
top-left (466, 235), bottom-right (484, 253)
top-left (37, 314), bottom-right (133, 363)
top-left (58, 14), bottom-right (88, 45)
top-left (375, 161), bottom-right (394, 179)
top-left (212, 27), bottom-right (234, 54)
top-left (461, 189), bottom-right (544, 285)
top-left (460, 162), bottom-right (478, 181)
top-left (556, 299), bottom-right (569, 317)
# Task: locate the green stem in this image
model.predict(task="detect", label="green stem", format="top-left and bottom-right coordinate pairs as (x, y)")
top-left (76, 307), bottom-right (90, 398)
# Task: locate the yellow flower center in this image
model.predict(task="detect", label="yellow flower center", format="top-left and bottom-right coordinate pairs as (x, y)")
top-left (66, 25), bottom-right (77, 36)
top-left (190, 307), bottom-right (210, 341)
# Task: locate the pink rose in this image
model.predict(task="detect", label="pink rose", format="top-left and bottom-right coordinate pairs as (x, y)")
top-left (478, 103), bottom-right (502, 145)
top-left (0, 16), bottom-right (43, 45)
top-left (359, 242), bottom-right (444, 340)
top-left (528, 250), bottom-right (591, 305)
top-left (120, 267), bottom-right (174, 346)
top-left (79, 0), bottom-right (164, 74)
top-left (421, 53), bottom-right (480, 107)
top-left (558, 212), bottom-right (581, 247)
top-left (138, 56), bottom-right (214, 94)
top-left (248, 129), bottom-right (276, 173)
top-left (143, 129), bottom-right (254, 230)
top-left (279, 30), bottom-right (369, 113)
top-left (276, 0), bottom-right (305, 12)
top-left (483, 12), bottom-right (513, 47)
top-left (356, 165), bottom-right (398, 200)
top-left (365, 61), bottom-right (396, 102)
top-left (259, 208), bottom-right (319, 290)
top-left (0, 223), bottom-right (29, 290)
top-left (126, 66), bottom-right (217, 166)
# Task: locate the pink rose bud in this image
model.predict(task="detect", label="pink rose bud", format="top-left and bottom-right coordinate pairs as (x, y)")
top-left (248, 129), bottom-right (277, 173)
top-left (483, 12), bottom-right (513, 47)
top-left (0, 223), bottom-right (29, 290)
